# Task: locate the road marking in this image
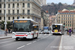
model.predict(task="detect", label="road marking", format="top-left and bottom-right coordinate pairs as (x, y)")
top-left (33, 41), bottom-right (36, 43)
top-left (27, 42), bottom-right (32, 45)
top-left (59, 35), bottom-right (63, 50)
top-left (41, 35), bottom-right (50, 39)
top-left (17, 45), bottom-right (25, 50)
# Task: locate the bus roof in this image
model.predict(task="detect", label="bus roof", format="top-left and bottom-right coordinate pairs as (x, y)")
top-left (14, 19), bottom-right (38, 24)
top-left (52, 24), bottom-right (63, 25)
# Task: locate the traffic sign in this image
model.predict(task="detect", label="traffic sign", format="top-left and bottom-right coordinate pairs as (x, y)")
top-left (4, 22), bottom-right (7, 24)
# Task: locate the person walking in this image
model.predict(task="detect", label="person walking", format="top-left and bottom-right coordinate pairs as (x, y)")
top-left (5, 28), bottom-right (8, 36)
top-left (8, 28), bottom-right (11, 33)
top-left (68, 29), bottom-right (72, 36)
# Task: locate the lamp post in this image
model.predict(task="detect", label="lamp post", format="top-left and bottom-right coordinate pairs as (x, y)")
top-left (55, 13), bottom-right (59, 24)
top-left (4, 0), bottom-right (7, 30)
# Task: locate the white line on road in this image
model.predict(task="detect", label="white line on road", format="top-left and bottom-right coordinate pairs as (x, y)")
top-left (33, 41), bottom-right (36, 43)
top-left (17, 45), bottom-right (25, 50)
top-left (59, 35), bottom-right (63, 50)
top-left (27, 42), bottom-right (32, 45)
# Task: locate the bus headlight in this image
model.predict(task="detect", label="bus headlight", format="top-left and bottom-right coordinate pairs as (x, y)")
top-left (12, 32), bottom-right (16, 35)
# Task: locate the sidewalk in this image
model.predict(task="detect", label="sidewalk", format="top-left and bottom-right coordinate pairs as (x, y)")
top-left (0, 33), bottom-right (12, 39)
top-left (61, 32), bottom-right (75, 50)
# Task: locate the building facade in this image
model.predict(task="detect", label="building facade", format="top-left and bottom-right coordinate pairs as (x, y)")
top-left (49, 15), bottom-right (56, 26)
top-left (41, 0), bottom-right (46, 6)
top-left (0, 0), bottom-right (41, 26)
top-left (57, 9), bottom-right (75, 29)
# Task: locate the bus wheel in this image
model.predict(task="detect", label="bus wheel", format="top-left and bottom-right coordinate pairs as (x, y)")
top-left (15, 38), bottom-right (18, 41)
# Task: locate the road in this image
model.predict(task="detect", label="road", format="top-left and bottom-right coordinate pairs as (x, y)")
top-left (0, 34), bottom-right (61, 50)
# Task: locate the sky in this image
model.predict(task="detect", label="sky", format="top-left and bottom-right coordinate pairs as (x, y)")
top-left (46, 0), bottom-right (74, 5)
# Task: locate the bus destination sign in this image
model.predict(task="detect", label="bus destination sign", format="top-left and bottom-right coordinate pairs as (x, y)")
top-left (14, 20), bottom-right (27, 23)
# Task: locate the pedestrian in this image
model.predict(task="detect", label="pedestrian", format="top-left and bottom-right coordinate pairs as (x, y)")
top-left (68, 29), bottom-right (72, 36)
top-left (5, 28), bottom-right (8, 36)
top-left (8, 28), bottom-right (11, 33)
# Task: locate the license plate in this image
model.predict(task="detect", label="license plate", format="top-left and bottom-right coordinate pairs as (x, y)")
top-left (54, 30), bottom-right (58, 33)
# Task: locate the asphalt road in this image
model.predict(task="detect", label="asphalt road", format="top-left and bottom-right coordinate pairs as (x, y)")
top-left (0, 34), bottom-right (61, 50)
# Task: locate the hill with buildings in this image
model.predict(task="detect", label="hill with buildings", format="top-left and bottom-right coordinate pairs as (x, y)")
top-left (42, 3), bottom-right (75, 15)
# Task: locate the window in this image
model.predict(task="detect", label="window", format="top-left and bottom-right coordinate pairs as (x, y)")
top-left (13, 3), bottom-right (14, 8)
top-left (23, 3), bottom-right (25, 7)
top-left (0, 10), bottom-right (1, 13)
top-left (66, 24), bottom-right (67, 26)
top-left (4, 17), bottom-right (5, 20)
top-left (68, 24), bottom-right (69, 26)
top-left (17, 16), bottom-right (19, 19)
top-left (0, 0), bottom-right (1, 2)
top-left (17, 0), bottom-right (19, 1)
top-left (27, 3), bottom-right (30, 8)
top-left (17, 10), bottom-right (19, 14)
top-left (23, 17), bottom-right (24, 19)
top-left (27, 17), bottom-right (30, 19)
top-left (13, 17), bottom-right (14, 20)
top-left (8, 4), bottom-right (10, 8)
top-left (23, 10), bottom-right (24, 14)
top-left (8, 0), bottom-right (10, 1)
top-left (70, 21), bottom-right (71, 23)
top-left (70, 24), bottom-right (71, 26)
top-left (0, 17), bottom-right (1, 20)
top-left (32, 17), bottom-right (34, 20)
top-left (13, 10), bottom-right (14, 14)
top-left (4, 0), bottom-right (5, 2)
top-left (8, 10), bottom-right (10, 14)
top-left (4, 10), bottom-right (5, 14)
top-left (8, 17), bottom-right (10, 20)
top-left (17, 3), bottom-right (19, 8)
top-left (0, 4), bottom-right (1, 8)
top-left (4, 4), bottom-right (5, 8)
top-left (27, 10), bottom-right (30, 15)
top-left (13, 0), bottom-right (14, 1)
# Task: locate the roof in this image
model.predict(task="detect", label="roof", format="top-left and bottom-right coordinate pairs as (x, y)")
top-left (52, 24), bottom-right (63, 25)
top-left (14, 19), bottom-right (38, 24)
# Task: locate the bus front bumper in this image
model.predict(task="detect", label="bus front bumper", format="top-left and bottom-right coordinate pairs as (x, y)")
top-left (51, 32), bottom-right (62, 34)
top-left (12, 35), bottom-right (33, 39)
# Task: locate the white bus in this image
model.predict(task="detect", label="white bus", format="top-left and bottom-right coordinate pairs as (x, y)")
top-left (12, 19), bottom-right (39, 41)
top-left (51, 24), bottom-right (64, 35)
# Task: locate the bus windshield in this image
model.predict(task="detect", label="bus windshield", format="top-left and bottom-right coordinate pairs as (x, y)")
top-left (52, 25), bottom-right (60, 31)
top-left (13, 20), bottom-right (32, 32)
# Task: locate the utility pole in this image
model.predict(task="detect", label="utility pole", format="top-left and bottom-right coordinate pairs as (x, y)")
top-left (55, 13), bottom-right (59, 24)
top-left (4, 0), bottom-right (7, 30)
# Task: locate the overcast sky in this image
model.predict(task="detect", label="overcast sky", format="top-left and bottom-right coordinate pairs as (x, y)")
top-left (46, 0), bottom-right (74, 5)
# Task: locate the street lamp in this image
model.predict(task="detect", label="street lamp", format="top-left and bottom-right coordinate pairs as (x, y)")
top-left (55, 13), bottom-right (59, 24)
top-left (4, 0), bottom-right (7, 30)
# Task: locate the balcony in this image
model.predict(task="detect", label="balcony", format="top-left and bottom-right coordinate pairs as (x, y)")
top-left (0, 13), bottom-right (4, 16)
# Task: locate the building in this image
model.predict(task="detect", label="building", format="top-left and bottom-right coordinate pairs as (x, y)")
top-left (57, 9), bottom-right (75, 29)
top-left (0, 0), bottom-right (41, 27)
top-left (72, 0), bottom-right (75, 6)
top-left (49, 15), bottom-right (56, 26)
top-left (41, 0), bottom-right (46, 6)
top-left (41, 10), bottom-right (50, 29)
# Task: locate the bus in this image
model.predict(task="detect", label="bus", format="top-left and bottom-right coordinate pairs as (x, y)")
top-left (51, 24), bottom-right (64, 35)
top-left (12, 19), bottom-right (39, 41)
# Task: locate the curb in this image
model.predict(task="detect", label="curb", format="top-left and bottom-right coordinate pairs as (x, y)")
top-left (0, 36), bottom-right (12, 40)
